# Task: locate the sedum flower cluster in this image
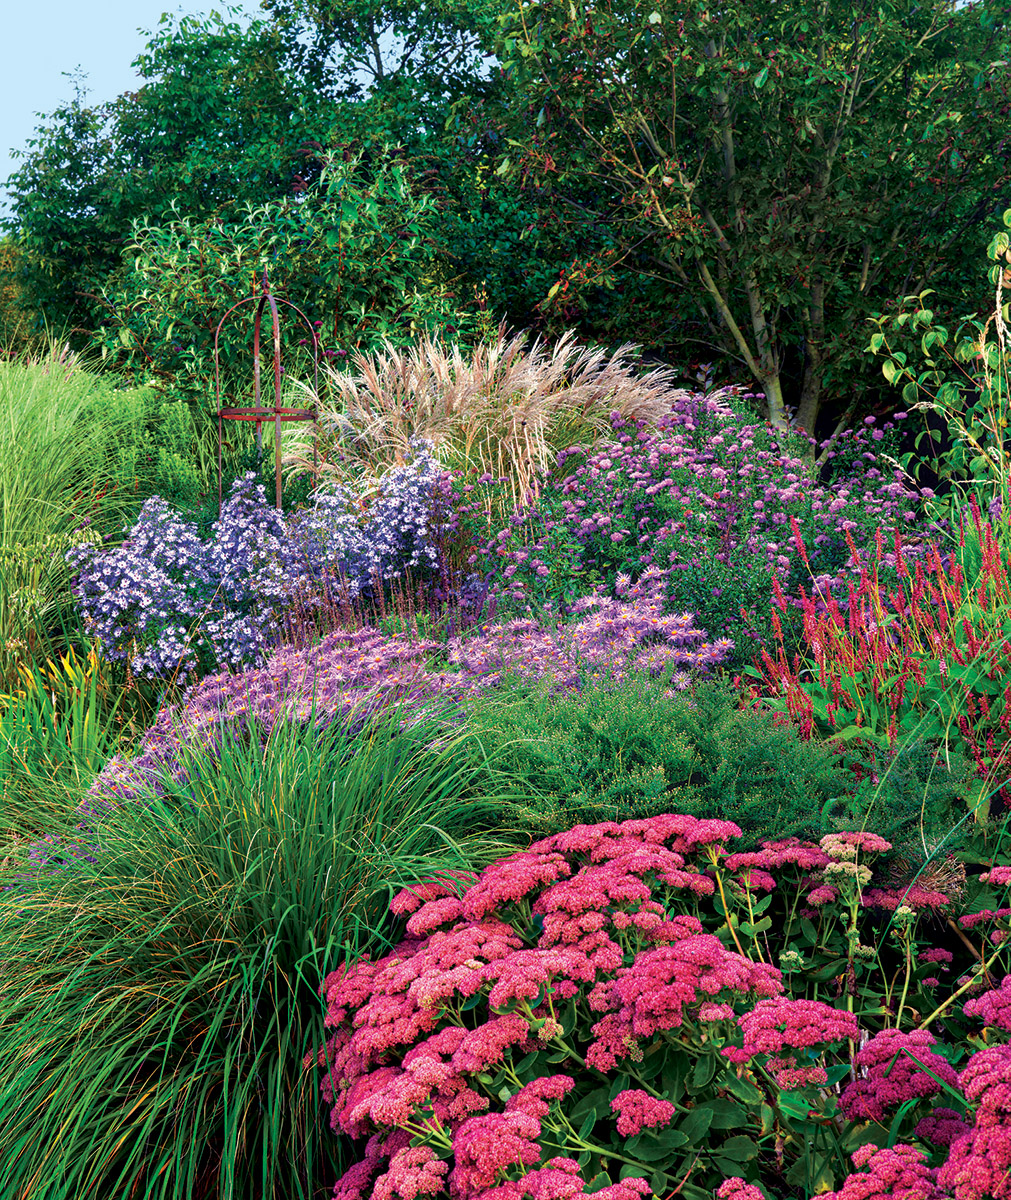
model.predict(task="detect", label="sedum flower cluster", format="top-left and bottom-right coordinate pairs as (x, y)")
top-left (307, 814), bottom-right (784, 1200)
top-left (304, 814), bottom-right (1011, 1200)
top-left (69, 445), bottom-right (447, 681)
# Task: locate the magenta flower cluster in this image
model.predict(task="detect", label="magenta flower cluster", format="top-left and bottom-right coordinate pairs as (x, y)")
top-left (303, 811), bottom-right (1011, 1200)
top-left (308, 815), bottom-right (786, 1200)
top-left (824, 1038), bottom-right (1011, 1200)
top-left (722, 996), bottom-right (860, 1087)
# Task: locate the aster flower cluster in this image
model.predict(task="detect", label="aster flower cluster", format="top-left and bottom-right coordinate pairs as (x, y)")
top-left (286, 440), bottom-right (446, 602)
top-left (307, 815), bottom-right (794, 1200)
top-left (68, 445), bottom-right (449, 681)
top-left (87, 566), bottom-right (729, 804)
top-left (461, 391), bottom-right (932, 664)
top-left (68, 474), bottom-right (292, 679)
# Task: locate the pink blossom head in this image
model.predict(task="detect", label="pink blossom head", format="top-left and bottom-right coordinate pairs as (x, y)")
top-left (915, 1107), bottom-right (971, 1149)
top-left (964, 973), bottom-right (1011, 1033)
top-left (372, 1146), bottom-right (447, 1200)
top-left (716, 1180), bottom-right (766, 1200)
top-left (822, 1143), bottom-right (944, 1200)
top-left (390, 872), bottom-right (479, 916)
top-left (609, 1088), bottom-right (676, 1137)
top-left (938, 1123), bottom-right (1011, 1199)
top-left (449, 1111), bottom-right (542, 1198)
top-left (838, 1029), bottom-right (959, 1123)
top-left (724, 998), bottom-right (859, 1070)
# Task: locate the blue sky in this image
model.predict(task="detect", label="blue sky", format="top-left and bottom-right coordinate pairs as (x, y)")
top-left (1, 0), bottom-right (262, 219)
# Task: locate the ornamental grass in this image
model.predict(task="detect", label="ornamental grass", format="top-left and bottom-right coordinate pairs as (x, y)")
top-left (282, 329), bottom-right (689, 514)
top-left (0, 706), bottom-right (524, 1200)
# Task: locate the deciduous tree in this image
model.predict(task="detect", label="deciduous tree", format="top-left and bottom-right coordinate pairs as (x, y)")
top-left (496, 0), bottom-right (1010, 432)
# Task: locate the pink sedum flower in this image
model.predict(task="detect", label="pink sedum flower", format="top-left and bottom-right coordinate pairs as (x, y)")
top-left (716, 1179), bottom-right (766, 1200)
top-left (822, 1143), bottom-right (945, 1200)
top-left (372, 1146), bottom-right (448, 1200)
top-left (609, 1088), bottom-right (676, 1136)
top-left (964, 973), bottom-right (1011, 1032)
top-left (723, 998), bottom-right (859, 1074)
top-left (915, 1107), bottom-right (970, 1149)
top-left (449, 1111), bottom-right (543, 1198)
top-left (839, 1030), bottom-right (959, 1123)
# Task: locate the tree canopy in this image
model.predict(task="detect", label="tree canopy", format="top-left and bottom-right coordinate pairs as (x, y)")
top-left (3, 0), bottom-right (1008, 437)
top-left (494, 0), bottom-right (1010, 430)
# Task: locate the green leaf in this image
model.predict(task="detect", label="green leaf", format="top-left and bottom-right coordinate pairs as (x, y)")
top-left (707, 1098), bottom-right (745, 1129)
top-left (691, 1053), bottom-right (717, 1091)
top-left (717, 1135), bottom-right (759, 1162)
top-left (678, 1105), bottom-right (714, 1144)
top-left (754, 66), bottom-right (769, 88)
top-left (723, 1072), bottom-right (764, 1103)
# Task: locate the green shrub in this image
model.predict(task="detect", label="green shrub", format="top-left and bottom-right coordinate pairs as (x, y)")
top-left (98, 385), bottom-right (208, 512)
top-left (0, 705), bottom-right (524, 1200)
top-left (463, 673), bottom-right (855, 844)
top-left (828, 732), bottom-right (978, 858)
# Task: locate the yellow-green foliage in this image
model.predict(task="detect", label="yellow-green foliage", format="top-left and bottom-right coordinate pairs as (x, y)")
top-left (0, 347), bottom-right (203, 685)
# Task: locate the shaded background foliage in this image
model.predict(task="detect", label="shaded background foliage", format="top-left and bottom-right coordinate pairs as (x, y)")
top-left (1, 0), bottom-right (1008, 449)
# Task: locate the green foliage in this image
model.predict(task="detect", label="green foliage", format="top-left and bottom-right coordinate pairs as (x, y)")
top-left (0, 645), bottom-right (123, 845)
top-left (463, 673), bottom-right (853, 844)
top-left (98, 138), bottom-right (495, 404)
top-left (0, 237), bottom-right (35, 352)
top-left (868, 209), bottom-right (1011, 526)
top-left (0, 350), bottom-right (161, 684)
top-left (95, 385), bottom-right (208, 511)
top-left (3, 11), bottom-right (320, 340)
top-left (265, 0), bottom-right (501, 115)
top-left (830, 733), bottom-right (977, 860)
top-left (0, 705), bottom-right (523, 1200)
top-left (495, 0), bottom-right (1011, 433)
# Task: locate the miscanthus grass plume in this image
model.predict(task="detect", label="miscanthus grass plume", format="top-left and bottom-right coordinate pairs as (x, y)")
top-left (283, 329), bottom-right (689, 513)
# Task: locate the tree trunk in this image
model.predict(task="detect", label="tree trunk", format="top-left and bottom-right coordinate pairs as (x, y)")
top-left (794, 341), bottom-right (823, 438)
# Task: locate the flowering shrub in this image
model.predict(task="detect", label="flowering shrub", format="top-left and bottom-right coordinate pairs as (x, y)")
top-left (307, 814), bottom-right (1011, 1200)
top-left (68, 445), bottom-right (449, 682)
top-left (460, 389), bottom-right (931, 668)
top-left (87, 567), bottom-right (729, 804)
top-left (68, 473), bottom-right (291, 680)
top-left (741, 494), bottom-right (1011, 815)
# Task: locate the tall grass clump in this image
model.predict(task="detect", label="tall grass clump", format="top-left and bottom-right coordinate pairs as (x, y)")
top-left (0, 705), bottom-right (524, 1200)
top-left (283, 329), bottom-right (689, 513)
top-left (0, 344), bottom-right (154, 682)
top-left (0, 645), bottom-right (124, 849)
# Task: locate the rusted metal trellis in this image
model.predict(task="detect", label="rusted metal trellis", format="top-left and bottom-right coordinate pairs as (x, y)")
top-left (214, 271), bottom-right (319, 515)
